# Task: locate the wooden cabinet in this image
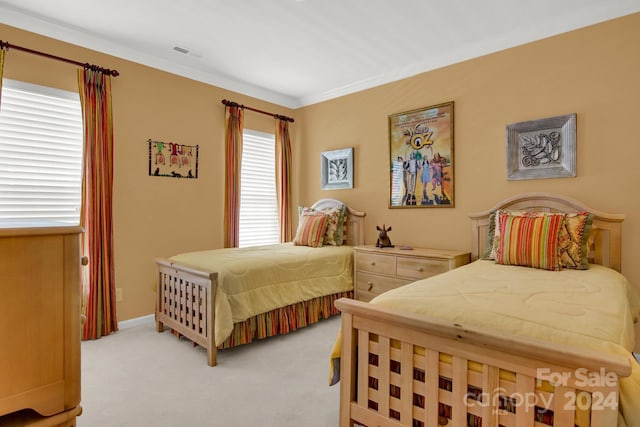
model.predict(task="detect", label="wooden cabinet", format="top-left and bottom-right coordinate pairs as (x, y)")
top-left (0, 406), bottom-right (81, 426)
top-left (353, 245), bottom-right (470, 301)
top-left (0, 226), bottom-right (82, 424)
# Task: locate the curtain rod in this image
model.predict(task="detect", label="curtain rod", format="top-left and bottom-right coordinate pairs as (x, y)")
top-left (221, 99), bottom-right (294, 123)
top-left (0, 39), bottom-right (119, 77)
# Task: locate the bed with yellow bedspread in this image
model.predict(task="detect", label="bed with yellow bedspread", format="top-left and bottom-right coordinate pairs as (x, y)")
top-left (169, 243), bottom-right (354, 347)
top-left (331, 260), bottom-right (640, 425)
top-left (156, 198), bottom-right (366, 367)
top-left (332, 193), bottom-right (640, 427)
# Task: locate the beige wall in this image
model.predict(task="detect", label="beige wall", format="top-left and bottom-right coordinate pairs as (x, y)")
top-left (2, 12), bottom-right (639, 321)
top-left (0, 23), bottom-right (297, 321)
top-left (298, 12), bottom-right (640, 294)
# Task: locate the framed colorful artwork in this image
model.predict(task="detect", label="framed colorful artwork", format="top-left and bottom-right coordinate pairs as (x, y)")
top-left (148, 139), bottom-right (199, 179)
top-left (388, 101), bottom-right (454, 208)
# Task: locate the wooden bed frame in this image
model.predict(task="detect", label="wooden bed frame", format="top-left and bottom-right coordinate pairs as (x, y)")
top-left (155, 198), bottom-right (365, 366)
top-left (336, 192), bottom-right (631, 427)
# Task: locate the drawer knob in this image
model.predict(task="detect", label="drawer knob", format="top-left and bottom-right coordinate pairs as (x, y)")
top-left (367, 282), bottom-right (373, 291)
top-left (417, 267), bottom-right (424, 272)
top-left (81, 256), bottom-right (89, 266)
top-left (369, 261), bottom-right (375, 266)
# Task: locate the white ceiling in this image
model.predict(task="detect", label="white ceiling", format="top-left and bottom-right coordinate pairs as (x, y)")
top-left (1, 0), bottom-right (639, 108)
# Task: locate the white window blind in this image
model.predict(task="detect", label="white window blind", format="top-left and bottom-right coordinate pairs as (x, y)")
top-left (0, 79), bottom-right (83, 227)
top-left (238, 129), bottom-right (279, 247)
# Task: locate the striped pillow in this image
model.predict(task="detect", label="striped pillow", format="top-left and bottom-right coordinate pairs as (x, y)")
top-left (293, 213), bottom-right (329, 247)
top-left (298, 205), bottom-right (347, 246)
top-left (496, 211), bottom-right (564, 271)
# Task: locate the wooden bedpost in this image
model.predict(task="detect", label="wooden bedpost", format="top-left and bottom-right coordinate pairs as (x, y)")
top-left (337, 300), bottom-right (356, 427)
top-left (207, 283), bottom-right (217, 367)
top-left (156, 270), bottom-right (165, 333)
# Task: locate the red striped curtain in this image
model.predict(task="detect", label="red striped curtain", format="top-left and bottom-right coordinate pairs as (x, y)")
top-left (275, 118), bottom-right (293, 242)
top-left (78, 68), bottom-right (117, 340)
top-left (0, 47), bottom-right (6, 110)
top-left (224, 105), bottom-right (244, 248)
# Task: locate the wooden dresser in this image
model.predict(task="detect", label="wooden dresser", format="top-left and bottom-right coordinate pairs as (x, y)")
top-left (353, 245), bottom-right (470, 301)
top-left (0, 226), bottom-right (82, 425)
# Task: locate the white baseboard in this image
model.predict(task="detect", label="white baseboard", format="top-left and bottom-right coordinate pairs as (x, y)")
top-left (118, 314), bottom-right (155, 330)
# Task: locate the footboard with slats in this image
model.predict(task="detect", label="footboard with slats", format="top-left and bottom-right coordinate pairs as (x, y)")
top-left (155, 259), bottom-right (218, 365)
top-left (336, 298), bottom-right (631, 427)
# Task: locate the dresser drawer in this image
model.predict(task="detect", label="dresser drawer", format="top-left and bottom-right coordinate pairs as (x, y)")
top-left (396, 256), bottom-right (449, 280)
top-left (355, 252), bottom-right (395, 275)
top-left (352, 246), bottom-right (471, 302)
top-left (355, 271), bottom-right (410, 298)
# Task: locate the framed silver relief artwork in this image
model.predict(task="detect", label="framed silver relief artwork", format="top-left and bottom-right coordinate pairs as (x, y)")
top-left (506, 114), bottom-right (576, 180)
top-left (321, 147), bottom-right (353, 190)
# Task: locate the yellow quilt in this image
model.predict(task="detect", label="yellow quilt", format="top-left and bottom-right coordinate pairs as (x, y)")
top-left (170, 243), bottom-right (353, 347)
top-left (330, 260), bottom-right (640, 426)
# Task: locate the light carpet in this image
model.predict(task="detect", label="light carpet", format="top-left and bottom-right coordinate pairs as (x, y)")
top-left (79, 315), bottom-right (342, 427)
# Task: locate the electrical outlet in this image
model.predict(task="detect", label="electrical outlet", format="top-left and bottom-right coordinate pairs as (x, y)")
top-left (116, 288), bottom-right (123, 302)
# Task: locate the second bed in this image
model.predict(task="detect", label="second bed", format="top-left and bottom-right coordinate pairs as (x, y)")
top-left (155, 198), bottom-right (365, 366)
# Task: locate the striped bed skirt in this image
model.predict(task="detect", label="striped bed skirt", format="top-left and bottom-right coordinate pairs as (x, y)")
top-left (172, 290), bottom-right (353, 349)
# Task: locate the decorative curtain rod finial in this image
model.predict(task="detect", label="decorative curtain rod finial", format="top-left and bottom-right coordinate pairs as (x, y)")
top-left (221, 99), bottom-right (294, 123)
top-left (83, 63), bottom-right (120, 77)
top-left (222, 99), bottom-right (240, 108)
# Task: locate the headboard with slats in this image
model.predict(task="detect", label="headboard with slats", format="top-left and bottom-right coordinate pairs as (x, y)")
top-left (468, 192), bottom-right (624, 272)
top-left (310, 198), bottom-right (366, 246)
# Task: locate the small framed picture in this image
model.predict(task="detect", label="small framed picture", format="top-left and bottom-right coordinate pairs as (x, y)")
top-left (148, 139), bottom-right (198, 179)
top-left (506, 114), bottom-right (576, 180)
top-left (321, 147), bottom-right (353, 190)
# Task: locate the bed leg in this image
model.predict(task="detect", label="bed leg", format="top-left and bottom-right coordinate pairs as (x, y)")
top-left (156, 271), bottom-right (164, 333)
top-left (207, 279), bottom-right (216, 366)
top-left (207, 346), bottom-right (217, 367)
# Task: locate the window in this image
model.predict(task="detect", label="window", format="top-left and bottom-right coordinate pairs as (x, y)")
top-left (238, 129), bottom-right (279, 247)
top-left (0, 79), bottom-right (83, 227)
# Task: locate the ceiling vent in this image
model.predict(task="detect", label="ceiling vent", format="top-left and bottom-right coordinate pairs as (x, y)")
top-left (172, 45), bottom-right (203, 58)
